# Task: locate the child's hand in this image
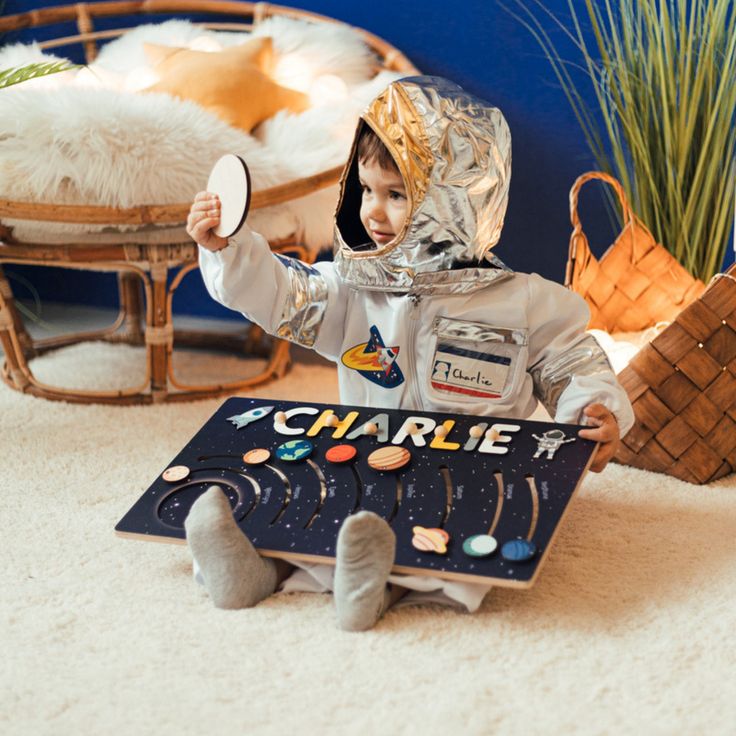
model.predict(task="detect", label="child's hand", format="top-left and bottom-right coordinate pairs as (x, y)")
top-left (578, 403), bottom-right (620, 473)
top-left (186, 192), bottom-right (228, 252)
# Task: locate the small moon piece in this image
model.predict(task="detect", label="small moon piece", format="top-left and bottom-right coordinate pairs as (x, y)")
top-left (501, 538), bottom-right (537, 562)
top-left (162, 465), bottom-right (189, 483)
top-left (469, 425), bottom-right (484, 439)
top-left (325, 444), bottom-right (357, 464)
top-left (275, 439), bottom-right (313, 462)
top-left (462, 534), bottom-right (498, 558)
top-left (411, 526), bottom-right (450, 554)
top-left (434, 425), bottom-right (448, 438)
top-left (243, 448), bottom-right (271, 465)
top-left (364, 422), bottom-right (378, 435)
top-left (367, 446), bottom-right (411, 471)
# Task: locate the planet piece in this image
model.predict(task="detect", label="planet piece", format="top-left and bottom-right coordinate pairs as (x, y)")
top-left (243, 448), bottom-right (271, 466)
top-left (325, 444), bottom-right (357, 464)
top-left (367, 446), bottom-right (411, 471)
top-left (275, 439), bottom-right (313, 462)
top-left (162, 465), bottom-right (189, 483)
top-left (206, 153), bottom-right (251, 238)
top-left (501, 538), bottom-right (537, 562)
top-left (462, 534), bottom-right (498, 558)
top-left (412, 526), bottom-right (449, 554)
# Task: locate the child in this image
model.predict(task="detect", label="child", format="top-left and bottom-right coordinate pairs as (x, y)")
top-left (185, 75), bottom-right (634, 630)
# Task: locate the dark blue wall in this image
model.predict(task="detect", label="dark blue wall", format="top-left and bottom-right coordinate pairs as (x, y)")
top-left (2, 0), bottom-right (732, 318)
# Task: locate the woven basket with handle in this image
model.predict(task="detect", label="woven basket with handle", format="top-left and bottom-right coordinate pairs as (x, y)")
top-left (565, 171), bottom-right (736, 484)
top-left (565, 171), bottom-right (705, 332)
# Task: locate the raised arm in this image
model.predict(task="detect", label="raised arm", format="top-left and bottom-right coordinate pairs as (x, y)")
top-left (189, 193), bottom-right (347, 361)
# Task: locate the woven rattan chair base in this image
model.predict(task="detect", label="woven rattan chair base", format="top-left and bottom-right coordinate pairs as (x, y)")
top-left (0, 240), bottom-right (304, 404)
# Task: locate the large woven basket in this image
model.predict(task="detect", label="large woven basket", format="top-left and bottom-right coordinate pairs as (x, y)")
top-left (566, 171), bottom-right (736, 484)
top-left (614, 268), bottom-right (736, 484)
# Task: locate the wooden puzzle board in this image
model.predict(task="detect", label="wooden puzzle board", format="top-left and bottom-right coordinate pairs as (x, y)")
top-left (115, 397), bottom-right (598, 588)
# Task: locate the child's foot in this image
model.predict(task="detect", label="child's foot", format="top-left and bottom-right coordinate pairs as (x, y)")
top-left (184, 485), bottom-right (278, 609)
top-left (334, 511), bottom-right (396, 631)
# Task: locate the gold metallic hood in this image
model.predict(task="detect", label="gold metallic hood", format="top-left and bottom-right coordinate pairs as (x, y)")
top-left (333, 76), bottom-right (512, 292)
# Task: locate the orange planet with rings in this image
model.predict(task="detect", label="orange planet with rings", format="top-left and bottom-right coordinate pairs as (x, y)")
top-left (412, 526), bottom-right (450, 554)
top-left (325, 444), bottom-right (357, 464)
top-left (367, 446), bottom-right (411, 471)
top-left (243, 448), bottom-right (271, 465)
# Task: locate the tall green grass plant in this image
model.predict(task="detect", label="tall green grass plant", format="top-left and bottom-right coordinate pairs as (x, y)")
top-left (0, 61), bottom-right (79, 89)
top-left (509, 0), bottom-right (736, 281)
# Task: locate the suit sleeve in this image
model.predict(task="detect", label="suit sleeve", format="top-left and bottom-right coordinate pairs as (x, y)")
top-left (197, 225), bottom-right (347, 362)
top-left (526, 274), bottom-right (634, 437)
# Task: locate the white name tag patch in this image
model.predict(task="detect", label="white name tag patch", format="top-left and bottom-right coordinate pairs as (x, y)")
top-left (431, 343), bottom-right (512, 399)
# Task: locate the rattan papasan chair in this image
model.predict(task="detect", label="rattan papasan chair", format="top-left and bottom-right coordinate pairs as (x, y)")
top-left (0, 0), bottom-right (417, 404)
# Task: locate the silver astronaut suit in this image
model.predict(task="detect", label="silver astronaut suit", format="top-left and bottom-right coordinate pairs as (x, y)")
top-left (333, 76), bottom-right (512, 291)
top-left (199, 75), bottom-right (633, 430)
top-left (197, 76), bottom-right (633, 608)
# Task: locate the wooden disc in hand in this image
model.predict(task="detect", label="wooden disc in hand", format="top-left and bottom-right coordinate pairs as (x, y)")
top-left (206, 154), bottom-right (251, 238)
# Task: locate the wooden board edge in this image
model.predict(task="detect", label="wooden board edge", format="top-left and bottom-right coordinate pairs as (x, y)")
top-left (114, 532), bottom-right (535, 589)
top-left (524, 441), bottom-right (600, 587)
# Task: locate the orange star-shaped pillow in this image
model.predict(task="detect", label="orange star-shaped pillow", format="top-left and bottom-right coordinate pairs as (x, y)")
top-left (142, 36), bottom-right (309, 133)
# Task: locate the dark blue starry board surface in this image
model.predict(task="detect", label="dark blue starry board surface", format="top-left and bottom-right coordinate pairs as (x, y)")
top-left (115, 397), bottom-right (598, 588)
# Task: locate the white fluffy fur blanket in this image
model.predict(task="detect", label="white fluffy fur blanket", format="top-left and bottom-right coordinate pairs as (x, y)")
top-left (0, 18), bottom-right (403, 252)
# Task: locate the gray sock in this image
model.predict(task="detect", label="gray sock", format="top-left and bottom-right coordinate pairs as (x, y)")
top-left (333, 511), bottom-right (396, 631)
top-left (184, 485), bottom-right (278, 609)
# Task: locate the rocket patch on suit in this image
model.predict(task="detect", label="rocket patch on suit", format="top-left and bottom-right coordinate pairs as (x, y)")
top-left (430, 342), bottom-right (511, 399)
top-left (341, 325), bottom-right (405, 389)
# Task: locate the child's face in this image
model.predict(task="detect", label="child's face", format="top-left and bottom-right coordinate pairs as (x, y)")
top-left (358, 158), bottom-right (408, 247)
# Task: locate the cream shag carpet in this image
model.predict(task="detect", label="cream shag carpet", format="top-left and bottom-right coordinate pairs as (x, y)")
top-left (2, 342), bottom-right (735, 736)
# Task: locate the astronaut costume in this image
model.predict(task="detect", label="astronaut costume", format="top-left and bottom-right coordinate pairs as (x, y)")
top-left (197, 76), bottom-right (635, 611)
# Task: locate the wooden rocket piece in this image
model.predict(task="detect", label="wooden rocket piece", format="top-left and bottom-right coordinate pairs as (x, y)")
top-left (206, 153), bottom-right (251, 237)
